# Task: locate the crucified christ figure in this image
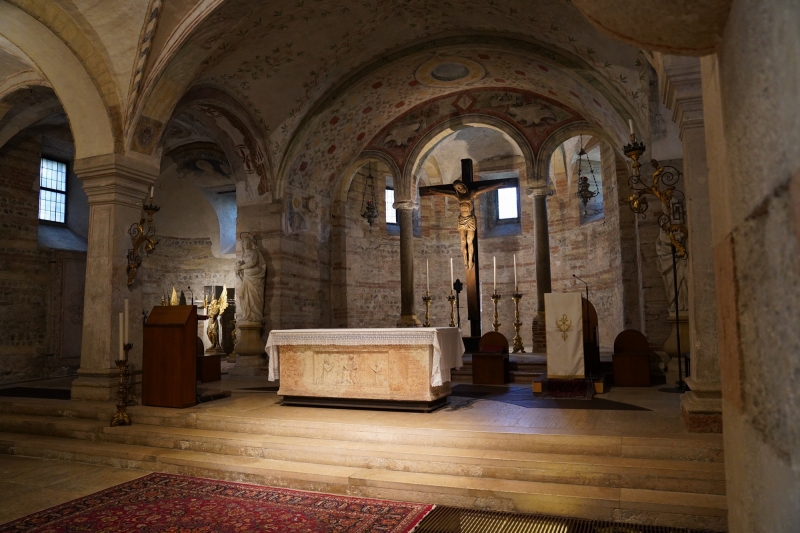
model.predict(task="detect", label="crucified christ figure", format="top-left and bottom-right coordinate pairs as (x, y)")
top-left (427, 179), bottom-right (505, 270)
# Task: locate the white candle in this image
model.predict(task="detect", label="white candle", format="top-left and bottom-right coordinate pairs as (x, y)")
top-left (514, 254), bottom-right (518, 291)
top-left (149, 186), bottom-right (154, 201)
top-left (629, 119), bottom-right (634, 136)
top-left (124, 298), bottom-right (129, 344)
top-left (450, 258), bottom-right (454, 289)
top-left (118, 312), bottom-right (124, 360)
top-left (493, 256), bottom-right (496, 292)
top-left (426, 259), bottom-right (430, 293)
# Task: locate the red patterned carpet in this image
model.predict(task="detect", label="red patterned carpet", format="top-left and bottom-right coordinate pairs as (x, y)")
top-left (0, 473), bottom-right (434, 532)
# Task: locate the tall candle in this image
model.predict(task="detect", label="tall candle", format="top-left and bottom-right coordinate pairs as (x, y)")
top-left (493, 256), bottom-right (496, 292)
top-left (149, 186), bottom-right (154, 201)
top-left (426, 259), bottom-right (430, 293)
top-left (514, 254), bottom-right (518, 291)
top-left (450, 258), bottom-right (454, 289)
top-left (629, 119), bottom-right (634, 136)
top-left (118, 312), bottom-right (124, 360)
top-left (124, 298), bottom-right (129, 344)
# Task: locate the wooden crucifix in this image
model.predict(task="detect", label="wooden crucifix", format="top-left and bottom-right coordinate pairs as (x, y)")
top-left (419, 159), bottom-right (518, 338)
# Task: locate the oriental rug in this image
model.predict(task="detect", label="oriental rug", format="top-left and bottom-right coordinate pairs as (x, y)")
top-left (0, 473), bottom-right (434, 533)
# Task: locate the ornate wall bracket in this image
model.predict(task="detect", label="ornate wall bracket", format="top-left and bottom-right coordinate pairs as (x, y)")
top-left (126, 203), bottom-right (160, 286)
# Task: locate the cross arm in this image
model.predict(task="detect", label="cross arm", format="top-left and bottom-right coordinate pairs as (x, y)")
top-left (419, 184), bottom-right (457, 197)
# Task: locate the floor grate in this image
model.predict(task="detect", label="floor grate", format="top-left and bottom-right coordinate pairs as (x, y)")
top-left (414, 506), bottom-right (720, 533)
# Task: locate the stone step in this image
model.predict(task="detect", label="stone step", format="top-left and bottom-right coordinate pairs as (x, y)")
top-left (0, 431), bottom-right (727, 531)
top-left (0, 410), bottom-right (724, 464)
top-left (96, 423), bottom-right (725, 495)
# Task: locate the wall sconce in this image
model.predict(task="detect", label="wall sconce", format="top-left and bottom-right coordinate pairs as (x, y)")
top-left (127, 186), bottom-right (160, 286)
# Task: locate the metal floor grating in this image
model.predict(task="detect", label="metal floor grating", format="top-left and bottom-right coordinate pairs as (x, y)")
top-left (414, 506), bottom-right (720, 533)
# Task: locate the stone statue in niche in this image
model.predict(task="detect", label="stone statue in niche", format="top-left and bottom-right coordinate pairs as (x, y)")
top-left (235, 233), bottom-right (266, 324)
top-left (656, 227), bottom-right (689, 314)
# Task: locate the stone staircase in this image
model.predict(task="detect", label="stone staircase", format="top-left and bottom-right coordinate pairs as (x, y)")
top-left (0, 396), bottom-right (726, 530)
top-left (451, 354), bottom-right (547, 383)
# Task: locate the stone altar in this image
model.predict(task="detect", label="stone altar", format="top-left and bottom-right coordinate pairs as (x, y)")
top-left (266, 328), bottom-right (464, 411)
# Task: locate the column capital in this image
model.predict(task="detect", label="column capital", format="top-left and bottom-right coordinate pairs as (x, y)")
top-left (74, 153), bottom-right (160, 208)
top-left (528, 185), bottom-right (553, 198)
top-left (654, 54), bottom-right (705, 138)
top-left (392, 200), bottom-right (417, 210)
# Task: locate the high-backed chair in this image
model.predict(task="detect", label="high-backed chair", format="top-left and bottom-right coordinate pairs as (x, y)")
top-left (612, 329), bottom-right (651, 387)
top-left (471, 332), bottom-right (510, 385)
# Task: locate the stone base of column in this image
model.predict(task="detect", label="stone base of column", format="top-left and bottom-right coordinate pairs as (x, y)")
top-left (397, 314), bottom-right (421, 327)
top-left (531, 313), bottom-right (547, 354)
top-left (71, 367), bottom-right (142, 402)
top-left (681, 378), bottom-right (723, 433)
top-left (228, 354), bottom-right (268, 377)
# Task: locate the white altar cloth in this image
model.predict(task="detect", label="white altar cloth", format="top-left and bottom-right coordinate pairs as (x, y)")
top-left (545, 292), bottom-right (585, 379)
top-left (266, 328), bottom-right (464, 386)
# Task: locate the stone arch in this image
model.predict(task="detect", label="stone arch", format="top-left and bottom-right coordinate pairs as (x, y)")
top-left (0, 3), bottom-right (115, 158)
top-left (330, 150), bottom-right (402, 326)
top-left (401, 114), bottom-right (536, 201)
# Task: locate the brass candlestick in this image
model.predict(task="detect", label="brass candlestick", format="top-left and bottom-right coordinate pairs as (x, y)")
top-left (110, 343), bottom-right (132, 427)
top-left (447, 292), bottom-right (456, 327)
top-left (491, 292), bottom-right (501, 332)
top-left (512, 292), bottom-right (525, 353)
top-left (422, 291), bottom-right (433, 327)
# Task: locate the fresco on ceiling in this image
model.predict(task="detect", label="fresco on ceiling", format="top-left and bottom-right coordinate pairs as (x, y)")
top-left (280, 48), bottom-right (633, 199)
top-left (188, 0), bottom-right (646, 169)
top-left (365, 88), bottom-right (579, 169)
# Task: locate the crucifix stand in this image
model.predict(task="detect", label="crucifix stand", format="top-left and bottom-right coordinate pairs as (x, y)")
top-left (419, 159), bottom-right (517, 345)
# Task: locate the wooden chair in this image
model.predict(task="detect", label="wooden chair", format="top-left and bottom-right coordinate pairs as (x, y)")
top-left (471, 332), bottom-right (510, 385)
top-left (612, 330), bottom-right (651, 387)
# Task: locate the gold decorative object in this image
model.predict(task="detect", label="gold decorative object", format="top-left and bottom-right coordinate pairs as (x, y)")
top-left (447, 293), bottom-right (457, 327)
top-left (205, 285), bottom-right (228, 353)
top-left (556, 314), bottom-right (572, 341)
top-left (170, 287), bottom-right (178, 306)
top-left (110, 343), bottom-right (132, 427)
top-left (160, 296), bottom-right (167, 306)
top-left (126, 202), bottom-right (160, 286)
top-left (422, 291), bottom-right (433, 327)
top-left (491, 292), bottom-right (501, 332)
top-left (512, 292), bottom-right (525, 353)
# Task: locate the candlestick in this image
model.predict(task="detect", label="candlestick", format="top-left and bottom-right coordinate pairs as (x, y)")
top-left (513, 254), bottom-right (517, 292)
top-left (426, 259), bottom-right (430, 293)
top-left (149, 186), bottom-right (154, 201)
top-left (450, 257), bottom-right (454, 287)
top-left (118, 312), bottom-right (124, 360)
top-left (629, 119), bottom-right (634, 136)
top-left (491, 292), bottom-right (501, 332)
top-left (512, 292), bottom-right (525, 353)
top-left (124, 298), bottom-right (129, 343)
top-left (447, 293), bottom-right (457, 327)
top-left (422, 291), bottom-right (433, 327)
top-left (111, 343), bottom-right (133, 427)
top-left (493, 256), bottom-right (496, 292)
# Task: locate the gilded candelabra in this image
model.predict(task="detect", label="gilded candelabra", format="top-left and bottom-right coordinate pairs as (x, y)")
top-left (127, 202), bottom-right (160, 286)
top-left (512, 292), bottom-right (525, 353)
top-left (447, 292), bottom-right (456, 327)
top-left (422, 291), bottom-right (433, 327)
top-left (110, 343), bottom-right (132, 427)
top-left (491, 292), bottom-right (501, 332)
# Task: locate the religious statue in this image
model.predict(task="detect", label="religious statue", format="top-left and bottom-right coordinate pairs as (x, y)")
top-left (656, 228), bottom-right (689, 314)
top-left (427, 179), bottom-right (505, 269)
top-left (205, 286), bottom-right (228, 353)
top-left (235, 233), bottom-right (267, 323)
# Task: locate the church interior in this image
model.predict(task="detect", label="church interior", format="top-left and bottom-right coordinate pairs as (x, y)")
top-left (0, 0), bottom-right (797, 531)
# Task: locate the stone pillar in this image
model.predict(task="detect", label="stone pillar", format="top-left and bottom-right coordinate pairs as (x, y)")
top-left (70, 154), bottom-right (159, 401)
top-left (659, 55), bottom-right (722, 432)
top-left (395, 201), bottom-right (420, 327)
top-left (531, 187), bottom-right (551, 352)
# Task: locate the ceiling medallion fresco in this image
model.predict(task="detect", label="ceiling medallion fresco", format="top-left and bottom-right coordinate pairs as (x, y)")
top-left (415, 56), bottom-right (485, 87)
top-left (366, 87), bottom-right (580, 169)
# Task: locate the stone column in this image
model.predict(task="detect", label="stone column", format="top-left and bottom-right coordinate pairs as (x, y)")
top-left (531, 187), bottom-right (552, 352)
top-left (395, 201), bottom-right (420, 327)
top-left (659, 55), bottom-right (722, 431)
top-left (70, 154), bottom-right (159, 401)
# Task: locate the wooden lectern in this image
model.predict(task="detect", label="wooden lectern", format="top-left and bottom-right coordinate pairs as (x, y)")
top-left (143, 305), bottom-right (197, 408)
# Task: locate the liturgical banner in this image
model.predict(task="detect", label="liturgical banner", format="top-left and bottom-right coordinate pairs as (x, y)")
top-left (545, 292), bottom-right (585, 379)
